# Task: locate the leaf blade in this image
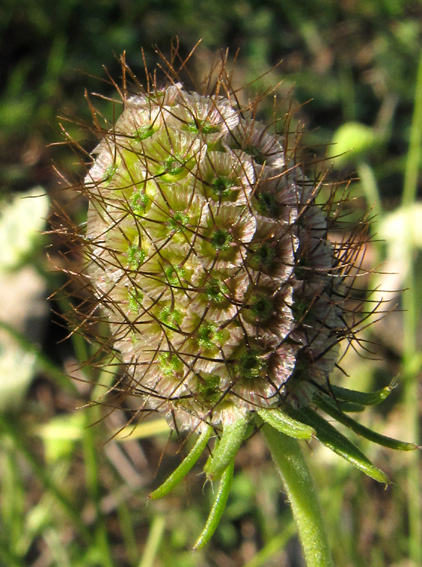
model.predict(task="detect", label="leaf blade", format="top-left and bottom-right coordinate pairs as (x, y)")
top-left (204, 415), bottom-right (249, 479)
top-left (193, 460), bottom-right (234, 550)
top-left (149, 425), bottom-right (213, 499)
top-left (315, 395), bottom-right (419, 451)
top-left (258, 408), bottom-right (315, 439)
top-left (289, 407), bottom-right (389, 484)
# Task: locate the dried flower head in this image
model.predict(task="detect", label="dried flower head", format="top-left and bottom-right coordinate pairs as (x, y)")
top-left (56, 45), bottom-right (417, 550)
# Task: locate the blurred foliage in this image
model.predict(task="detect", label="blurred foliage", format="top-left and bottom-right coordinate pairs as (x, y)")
top-left (1, 0), bottom-right (422, 198)
top-left (0, 1), bottom-right (421, 566)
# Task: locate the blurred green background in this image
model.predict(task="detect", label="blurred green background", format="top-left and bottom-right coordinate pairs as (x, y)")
top-left (0, 1), bottom-right (421, 566)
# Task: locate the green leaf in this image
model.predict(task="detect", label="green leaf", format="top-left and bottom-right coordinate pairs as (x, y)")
top-left (334, 401), bottom-right (366, 413)
top-left (289, 407), bottom-right (389, 484)
top-left (257, 408), bottom-right (315, 439)
top-left (314, 395), bottom-right (419, 451)
top-left (329, 383), bottom-right (394, 406)
top-left (193, 460), bottom-right (234, 550)
top-left (204, 415), bottom-right (249, 479)
top-left (149, 425), bottom-right (213, 499)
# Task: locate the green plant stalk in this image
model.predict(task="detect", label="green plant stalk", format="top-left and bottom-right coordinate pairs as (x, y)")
top-left (1, 446), bottom-right (25, 559)
top-left (44, 528), bottom-right (72, 567)
top-left (117, 501), bottom-right (138, 566)
top-left (0, 541), bottom-right (21, 567)
top-left (403, 48), bottom-right (422, 207)
top-left (82, 409), bottom-right (114, 567)
top-left (243, 522), bottom-right (297, 567)
top-left (401, 46), bottom-right (422, 567)
top-left (138, 514), bottom-right (166, 567)
top-left (357, 161), bottom-right (382, 221)
top-left (260, 420), bottom-right (334, 567)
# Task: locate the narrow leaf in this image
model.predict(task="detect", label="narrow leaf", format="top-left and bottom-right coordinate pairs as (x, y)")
top-left (193, 460), bottom-right (234, 550)
top-left (149, 425), bottom-right (213, 499)
top-left (334, 401), bottom-right (366, 413)
top-left (289, 407), bottom-right (389, 484)
top-left (204, 415), bottom-right (249, 479)
top-left (315, 396), bottom-right (419, 451)
top-left (329, 384), bottom-right (393, 406)
top-left (258, 408), bottom-right (315, 439)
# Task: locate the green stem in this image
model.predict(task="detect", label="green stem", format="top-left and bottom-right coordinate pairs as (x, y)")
top-left (402, 47), bottom-right (422, 207)
top-left (260, 420), bottom-right (334, 567)
top-left (138, 515), bottom-right (166, 567)
top-left (357, 161), bottom-right (382, 220)
top-left (401, 46), bottom-right (422, 567)
top-left (82, 410), bottom-right (114, 567)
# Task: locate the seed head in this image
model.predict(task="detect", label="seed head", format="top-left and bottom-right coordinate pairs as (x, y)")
top-left (78, 52), bottom-right (363, 433)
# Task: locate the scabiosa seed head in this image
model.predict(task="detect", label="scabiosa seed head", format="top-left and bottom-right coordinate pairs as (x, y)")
top-left (79, 57), bottom-right (366, 433)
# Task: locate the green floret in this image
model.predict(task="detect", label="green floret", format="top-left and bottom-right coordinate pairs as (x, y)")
top-left (127, 244), bottom-right (147, 269)
top-left (159, 353), bottom-right (184, 377)
top-left (158, 305), bottom-right (183, 330)
top-left (166, 212), bottom-right (189, 234)
top-left (164, 265), bottom-right (186, 286)
top-left (248, 292), bottom-right (274, 322)
top-left (135, 125), bottom-right (155, 141)
top-left (236, 349), bottom-right (267, 381)
top-left (203, 278), bottom-right (229, 304)
top-left (128, 288), bottom-right (143, 312)
top-left (211, 176), bottom-right (235, 199)
top-left (210, 229), bottom-right (233, 251)
top-left (131, 190), bottom-right (150, 215)
top-left (248, 242), bottom-right (276, 270)
top-left (257, 192), bottom-right (279, 217)
top-left (186, 120), bottom-right (220, 135)
top-left (197, 323), bottom-right (227, 350)
top-left (196, 374), bottom-right (222, 406)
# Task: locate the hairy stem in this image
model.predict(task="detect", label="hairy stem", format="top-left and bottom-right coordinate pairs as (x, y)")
top-left (260, 419), bottom-right (334, 567)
